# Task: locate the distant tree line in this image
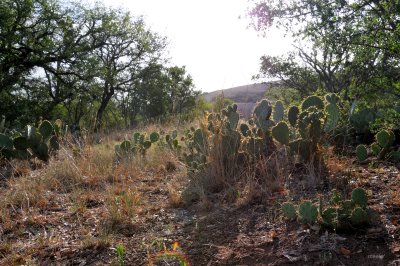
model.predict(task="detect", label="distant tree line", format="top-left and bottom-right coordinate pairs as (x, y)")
top-left (0, 0), bottom-right (199, 131)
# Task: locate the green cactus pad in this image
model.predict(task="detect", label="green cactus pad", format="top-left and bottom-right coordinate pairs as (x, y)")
top-left (13, 136), bottom-right (29, 150)
top-left (282, 202), bottom-right (297, 220)
top-left (120, 140), bottom-right (131, 151)
top-left (222, 131), bottom-right (241, 158)
top-left (388, 151), bottom-right (400, 162)
top-left (301, 95), bottom-right (324, 110)
top-left (288, 106), bottom-right (299, 127)
top-left (35, 142), bottom-right (49, 161)
top-left (150, 132), bottom-right (160, 143)
top-left (39, 120), bottom-right (54, 140)
top-left (350, 207), bottom-right (368, 226)
top-left (330, 189), bottom-right (342, 205)
top-left (193, 129), bottom-right (206, 152)
top-left (273, 100), bottom-right (284, 123)
top-left (325, 93), bottom-right (339, 104)
top-left (272, 121), bottom-right (290, 145)
top-left (0, 133), bottom-right (13, 150)
top-left (322, 207), bottom-right (337, 227)
top-left (133, 132), bottom-right (141, 144)
top-left (356, 144), bottom-right (368, 161)
top-left (351, 187), bottom-right (368, 208)
top-left (173, 139), bottom-right (179, 149)
top-left (143, 140), bottom-right (152, 149)
top-left (239, 123), bottom-right (250, 136)
top-left (324, 103), bottom-right (340, 132)
top-left (254, 99), bottom-right (272, 120)
top-left (370, 142), bottom-right (381, 156)
top-left (298, 201), bottom-right (318, 224)
top-left (376, 130), bottom-right (394, 148)
top-left (224, 105), bottom-right (239, 129)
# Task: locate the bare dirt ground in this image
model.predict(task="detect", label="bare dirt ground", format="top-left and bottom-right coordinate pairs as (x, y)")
top-left (0, 148), bottom-right (399, 265)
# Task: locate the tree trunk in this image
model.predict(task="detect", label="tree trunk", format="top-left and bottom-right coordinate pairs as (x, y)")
top-left (95, 88), bottom-right (114, 132)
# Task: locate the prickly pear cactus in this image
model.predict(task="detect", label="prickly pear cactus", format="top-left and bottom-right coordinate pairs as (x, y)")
top-left (325, 93), bottom-right (339, 104)
top-left (301, 95), bottom-right (324, 110)
top-left (370, 142), bottom-right (381, 156)
top-left (39, 120), bottom-right (54, 140)
top-left (376, 129), bottom-right (395, 148)
top-left (239, 123), bottom-right (250, 137)
top-left (272, 121), bottom-right (290, 145)
top-left (253, 100), bottom-right (275, 133)
top-left (321, 207), bottom-right (337, 227)
top-left (324, 102), bottom-right (340, 132)
top-left (288, 106), bottom-right (299, 127)
top-left (356, 144), bottom-right (368, 161)
top-left (282, 202), bottom-right (297, 220)
top-left (150, 132), bottom-right (160, 143)
top-left (222, 104), bottom-right (239, 130)
top-left (298, 201), bottom-right (318, 224)
top-left (0, 133), bottom-right (13, 151)
top-left (350, 207), bottom-right (368, 226)
top-left (273, 100), bottom-right (284, 123)
top-left (351, 187), bottom-right (368, 208)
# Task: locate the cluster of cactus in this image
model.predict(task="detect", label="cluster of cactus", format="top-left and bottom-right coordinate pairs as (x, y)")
top-left (270, 94), bottom-right (340, 162)
top-left (182, 100), bottom-right (291, 173)
top-left (115, 131), bottom-right (158, 158)
top-left (160, 130), bottom-right (181, 151)
top-left (356, 129), bottom-right (399, 162)
top-left (282, 187), bottom-right (369, 229)
top-left (0, 120), bottom-right (60, 161)
top-left (182, 127), bottom-right (208, 170)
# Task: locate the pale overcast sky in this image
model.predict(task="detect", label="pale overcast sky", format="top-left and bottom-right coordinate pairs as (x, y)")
top-left (101, 0), bottom-right (292, 92)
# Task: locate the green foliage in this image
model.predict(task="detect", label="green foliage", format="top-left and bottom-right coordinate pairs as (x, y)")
top-left (355, 145), bottom-right (368, 161)
top-left (116, 243), bottom-right (125, 266)
top-left (0, 133), bottom-right (13, 151)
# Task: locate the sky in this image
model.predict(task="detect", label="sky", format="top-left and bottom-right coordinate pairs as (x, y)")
top-left (101, 0), bottom-right (292, 92)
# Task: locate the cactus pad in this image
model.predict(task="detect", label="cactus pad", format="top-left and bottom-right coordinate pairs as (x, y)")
top-left (301, 95), bottom-right (324, 110)
top-left (39, 120), bottom-right (54, 140)
top-left (150, 132), bottom-right (160, 143)
top-left (272, 121), bottom-right (290, 145)
top-left (350, 207), bottom-right (368, 226)
top-left (273, 100), bottom-right (284, 123)
top-left (356, 144), bottom-right (368, 161)
top-left (288, 106), bottom-right (299, 127)
top-left (298, 201), bottom-right (318, 224)
top-left (351, 187), bottom-right (368, 208)
top-left (282, 202), bottom-right (297, 220)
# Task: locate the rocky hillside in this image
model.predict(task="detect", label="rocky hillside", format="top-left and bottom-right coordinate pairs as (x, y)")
top-left (202, 82), bottom-right (279, 117)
